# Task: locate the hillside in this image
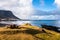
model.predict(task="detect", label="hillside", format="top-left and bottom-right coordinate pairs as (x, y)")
top-left (0, 23), bottom-right (60, 40)
top-left (0, 10), bottom-right (20, 20)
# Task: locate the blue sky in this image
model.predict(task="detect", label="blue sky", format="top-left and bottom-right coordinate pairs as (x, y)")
top-left (0, 0), bottom-right (60, 20)
top-left (33, 0), bottom-right (57, 11)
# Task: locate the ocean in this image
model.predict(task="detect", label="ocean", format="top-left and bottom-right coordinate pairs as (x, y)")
top-left (0, 20), bottom-right (60, 27)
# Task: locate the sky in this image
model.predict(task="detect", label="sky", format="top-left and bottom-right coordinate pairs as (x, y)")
top-left (33, 0), bottom-right (57, 11)
top-left (0, 0), bottom-right (60, 20)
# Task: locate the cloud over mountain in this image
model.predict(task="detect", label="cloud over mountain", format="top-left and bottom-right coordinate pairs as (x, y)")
top-left (0, 0), bottom-right (34, 19)
top-left (0, 0), bottom-right (60, 20)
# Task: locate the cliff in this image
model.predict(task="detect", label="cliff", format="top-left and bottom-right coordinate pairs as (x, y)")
top-left (0, 10), bottom-right (20, 20)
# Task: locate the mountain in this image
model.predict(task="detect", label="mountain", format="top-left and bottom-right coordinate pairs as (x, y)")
top-left (0, 10), bottom-right (20, 20)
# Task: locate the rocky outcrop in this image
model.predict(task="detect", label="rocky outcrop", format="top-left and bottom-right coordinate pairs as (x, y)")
top-left (41, 24), bottom-right (60, 32)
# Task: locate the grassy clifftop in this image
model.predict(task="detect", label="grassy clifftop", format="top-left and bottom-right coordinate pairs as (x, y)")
top-left (0, 23), bottom-right (60, 40)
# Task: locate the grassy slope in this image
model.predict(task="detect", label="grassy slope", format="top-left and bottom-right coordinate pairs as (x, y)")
top-left (0, 24), bottom-right (60, 40)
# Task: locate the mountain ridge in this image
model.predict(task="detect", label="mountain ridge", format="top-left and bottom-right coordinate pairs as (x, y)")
top-left (0, 10), bottom-right (20, 20)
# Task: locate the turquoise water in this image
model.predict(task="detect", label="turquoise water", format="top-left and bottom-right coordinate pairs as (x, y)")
top-left (0, 20), bottom-right (60, 27)
top-left (31, 20), bottom-right (57, 27)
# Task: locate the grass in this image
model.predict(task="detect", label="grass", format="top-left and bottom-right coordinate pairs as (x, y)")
top-left (35, 28), bottom-right (60, 40)
top-left (35, 33), bottom-right (60, 40)
top-left (0, 23), bottom-right (59, 40)
top-left (0, 33), bottom-right (36, 40)
top-left (0, 27), bottom-right (41, 40)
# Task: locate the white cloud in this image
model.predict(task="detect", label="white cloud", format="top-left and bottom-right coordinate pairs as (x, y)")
top-left (0, 21), bottom-right (31, 25)
top-left (29, 15), bottom-right (59, 20)
top-left (55, 0), bottom-right (60, 5)
top-left (55, 0), bottom-right (60, 8)
top-left (0, 0), bottom-right (34, 19)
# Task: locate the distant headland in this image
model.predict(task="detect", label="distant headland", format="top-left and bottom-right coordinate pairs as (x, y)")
top-left (0, 10), bottom-right (20, 21)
